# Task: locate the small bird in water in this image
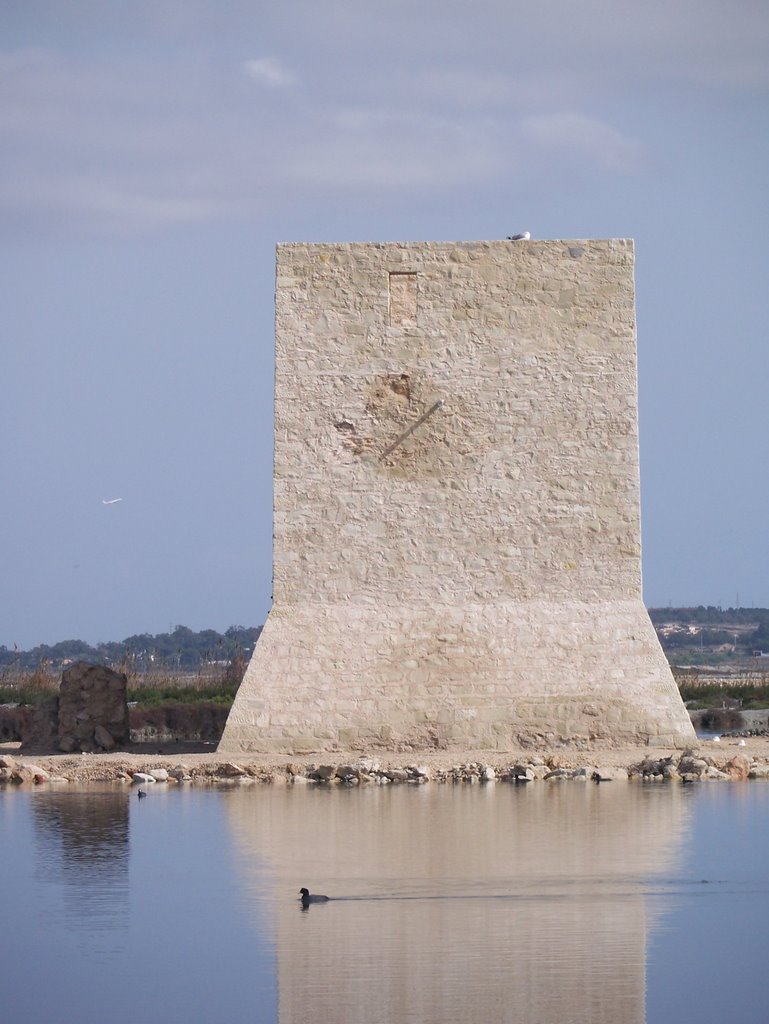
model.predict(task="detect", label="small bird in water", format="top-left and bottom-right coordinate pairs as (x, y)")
top-left (299, 887), bottom-right (329, 905)
top-left (137, 789), bottom-right (147, 799)
top-left (507, 231), bottom-right (531, 241)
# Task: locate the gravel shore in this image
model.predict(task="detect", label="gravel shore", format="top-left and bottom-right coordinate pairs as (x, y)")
top-left (2, 735), bottom-right (769, 786)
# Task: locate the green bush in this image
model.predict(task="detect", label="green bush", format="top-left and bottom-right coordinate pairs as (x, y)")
top-left (0, 661), bottom-right (58, 706)
top-left (128, 683), bottom-right (237, 707)
top-left (0, 657), bottom-right (246, 711)
top-left (677, 681), bottom-right (769, 709)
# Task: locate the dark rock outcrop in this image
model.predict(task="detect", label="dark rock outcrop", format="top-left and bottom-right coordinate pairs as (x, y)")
top-left (19, 698), bottom-right (59, 752)
top-left (21, 662), bottom-right (129, 754)
top-left (57, 662), bottom-right (129, 753)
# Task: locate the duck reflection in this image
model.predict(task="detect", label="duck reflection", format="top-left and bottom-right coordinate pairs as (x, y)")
top-left (226, 781), bottom-right (690, 1024)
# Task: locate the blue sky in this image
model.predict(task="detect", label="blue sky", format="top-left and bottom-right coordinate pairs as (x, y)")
top-left (2, 1), bottom-right (768, 647)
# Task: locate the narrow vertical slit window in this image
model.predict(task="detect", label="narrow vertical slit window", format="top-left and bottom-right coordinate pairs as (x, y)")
top-left (388, 272), bottom-right (418, 327)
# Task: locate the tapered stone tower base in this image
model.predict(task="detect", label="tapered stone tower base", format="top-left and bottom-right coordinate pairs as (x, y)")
top-left (219, 240), bottom-right (694, 754)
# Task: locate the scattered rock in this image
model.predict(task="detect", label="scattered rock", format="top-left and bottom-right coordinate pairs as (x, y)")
top-left (132, 772), bottom-right (156, 785)
top-left (500, 763), bottom-right (534, 783)
top-left (15, 763), bottom-right (50, 784)
top-left (544, 768), bottom-right (570, 780)
top-left (725, 755), bottom-right (750, 781)
top-left (2, 746), bottom-right (769, 788)
top-left (678, 755), bottom-right (708, 777)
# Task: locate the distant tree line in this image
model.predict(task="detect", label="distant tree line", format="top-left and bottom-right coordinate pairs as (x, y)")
top-left (0, 624), bottom-right (262, 673)
top-left (648, 606), bottom-right (769, 627)
top-left (648, 606), bottom-right (769, 655)
top-left (4, 606), bottom-right (769, 674)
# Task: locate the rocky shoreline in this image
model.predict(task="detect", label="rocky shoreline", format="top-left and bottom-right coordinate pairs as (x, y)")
top-left (2, 736), bottom-right (769, 787)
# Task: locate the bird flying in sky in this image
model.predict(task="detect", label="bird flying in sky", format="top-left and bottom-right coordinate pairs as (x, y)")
top-left (102, 498), bottom-right (123, 505)
top-left (507, 231), bottom-right (531, 241)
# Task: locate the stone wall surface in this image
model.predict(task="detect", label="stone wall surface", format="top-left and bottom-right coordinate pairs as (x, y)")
top-left (220, 239), bottom-right (695, 753)
top-left (57, 662), bottom-right (129, 753)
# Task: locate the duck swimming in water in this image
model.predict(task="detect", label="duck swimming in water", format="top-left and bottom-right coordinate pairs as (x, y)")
top-left (299, 887), bottom-right (329, 904)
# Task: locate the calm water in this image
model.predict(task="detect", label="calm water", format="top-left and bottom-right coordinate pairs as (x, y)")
top-left (2, 781), bottom-right (768, 1024)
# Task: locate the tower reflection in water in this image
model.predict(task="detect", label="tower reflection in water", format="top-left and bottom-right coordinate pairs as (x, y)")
top-left (226, 782), bottom-right (689, 1024)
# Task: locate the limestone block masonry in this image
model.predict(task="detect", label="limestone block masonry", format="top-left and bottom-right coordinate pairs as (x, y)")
top-left (219, 240), bottom-right (695, 754)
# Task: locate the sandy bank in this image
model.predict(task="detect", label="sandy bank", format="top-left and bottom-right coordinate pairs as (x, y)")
top-left (2, 735), bottom-right (769, 785)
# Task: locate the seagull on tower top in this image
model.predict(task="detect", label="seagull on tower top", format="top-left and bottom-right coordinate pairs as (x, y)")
top-left (507, 231), bottom-right (531, 241)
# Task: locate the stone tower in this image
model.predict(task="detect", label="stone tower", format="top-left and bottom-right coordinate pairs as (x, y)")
top-left (219, 239), bottom-right (694, 753)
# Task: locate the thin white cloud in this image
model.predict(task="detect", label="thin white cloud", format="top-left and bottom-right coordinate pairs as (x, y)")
top-left (409, 68), bottom-right (589, 111)
top-left (0, 40), bottom-right (646, 236)
top-left (520, 113), bottom-right (645, 173)
top-left (243, 57), bottom-right (296, 89)
top-left (0, 48), bottom-right (288, 232)
top-left (291, 107), bottom-right (504, 189)
top-left (1, 0), bottom-right (765, 235)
